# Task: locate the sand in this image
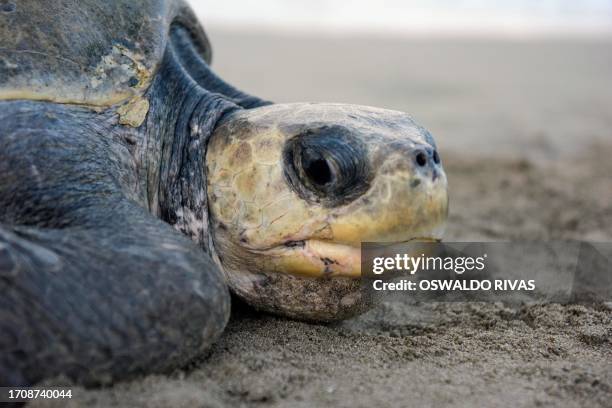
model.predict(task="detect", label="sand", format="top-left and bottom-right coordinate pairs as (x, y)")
top-left (31, 33), bottom-right (612, 407)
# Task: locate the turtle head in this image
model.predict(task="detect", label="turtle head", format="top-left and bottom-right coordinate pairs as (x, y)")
top-left (206, 103), bottom-right (448, 321)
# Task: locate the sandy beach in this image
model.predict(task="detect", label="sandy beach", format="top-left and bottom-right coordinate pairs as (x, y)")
top-left (32, 32), bottom-right (612, 407)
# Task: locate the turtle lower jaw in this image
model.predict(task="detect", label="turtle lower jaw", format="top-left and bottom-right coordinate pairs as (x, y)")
top-left (267, 239), bottom-right (362, 278)
top-left (255, 234), bottom-right (444, 279)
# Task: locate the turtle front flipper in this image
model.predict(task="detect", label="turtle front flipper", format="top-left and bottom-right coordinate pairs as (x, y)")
top-left (0, 109), bottom-right (230, 386)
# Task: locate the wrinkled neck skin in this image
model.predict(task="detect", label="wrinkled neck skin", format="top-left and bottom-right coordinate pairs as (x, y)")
top-left (137, 44), bottom-right (241, 255)
top-left (136, 21), bottom-right (273, 255)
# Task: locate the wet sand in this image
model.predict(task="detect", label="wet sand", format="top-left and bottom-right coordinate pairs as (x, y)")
top-left (32, 33), bottom-right (612, 407)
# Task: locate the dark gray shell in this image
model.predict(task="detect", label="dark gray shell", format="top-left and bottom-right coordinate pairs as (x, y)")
top-left (0, 0), bottom-right (211, 106)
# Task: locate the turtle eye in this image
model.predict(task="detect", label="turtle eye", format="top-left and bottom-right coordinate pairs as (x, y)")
top-left (301, 147), bottom-right (333, 187)
top-left (283, 126), bottom-right (372, 207)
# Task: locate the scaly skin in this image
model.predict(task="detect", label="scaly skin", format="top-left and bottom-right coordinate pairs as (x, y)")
top-left (207, 103), bottom-right (448, 320)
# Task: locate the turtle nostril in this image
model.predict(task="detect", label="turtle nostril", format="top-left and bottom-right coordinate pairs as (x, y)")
top-left (304, 158), bottom-right (332, 186)
top-left (415, 151), bottom-right (428, 167)
top-left (433, 150), bottom-right (440, 164)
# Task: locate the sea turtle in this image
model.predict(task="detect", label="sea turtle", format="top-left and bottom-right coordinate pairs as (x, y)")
top-left (0, 0), bottom-right (448, 386)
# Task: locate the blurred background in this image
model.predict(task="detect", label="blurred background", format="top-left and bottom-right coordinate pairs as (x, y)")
top-left (187, 0), bottom-right (612, 162)
top-left (190, 0), bottom-right (612, 36)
